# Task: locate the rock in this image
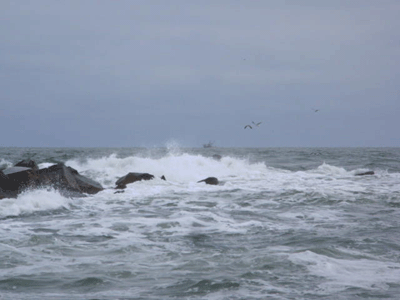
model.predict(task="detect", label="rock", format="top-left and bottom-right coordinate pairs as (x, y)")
top-left (0, 161), bottom-right (103, 199)
top-left (3, 166), bottom-right (33, 175)
top-left (0, 189), bottom-right (8, 199)
top-left (355, 171), bottom-right (375, 176)
top-left (1, 166), bottom-right (37, 192)
top-left (0, 169), bottom-right (9, 187)
top-left (15, 159), bottom-right (39, 171)
top-left (0, 171), bottom-right (12, 199)
top-left (161, 175), bottom-right (166, 181)
top-left (197, 177), bottom-right (219, 185)
top-left (115, 172), bottom-right (155, 189)
top-left (36, 163), bottom-right (82, 193)
top-left (73, 173), bottom-right (104, 194)
top-left (37, 163), bottom-right (103, 195)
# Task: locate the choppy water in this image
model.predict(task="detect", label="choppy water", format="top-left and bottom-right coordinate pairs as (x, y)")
top-left (1, 146), bottom-right (400, 299)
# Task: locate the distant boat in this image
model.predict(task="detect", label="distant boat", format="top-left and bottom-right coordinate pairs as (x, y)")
top-left (203, 141), bottom-right (214, 148)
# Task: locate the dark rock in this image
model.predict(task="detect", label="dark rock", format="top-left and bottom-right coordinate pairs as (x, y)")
top-left (0, 172), bottom-right (13, 199)
top-left (355, 171), bottom-right (375, 176)
top-left (73, 173), bottom-right (104, 194)
top-left (37, 163), bottom-right (103, 195)
top-left (36, 163), bottom-right (81, 192)
top-left (115, 172), bottom-right (155, 189)
top-left (0, 169), bottom-right (9, 187)
top-left (0, 162), bottom-right (103, 199)
top-left (15, 159), bottom-right (39, 171)
top-left (197, 177), bottom-right (219, 185)
top-left (3, 166), bottom-right (33, 175)
top-left (1, 166), bottom-right (37, 192)
top-left (161, 175), bottom-right (166, 181)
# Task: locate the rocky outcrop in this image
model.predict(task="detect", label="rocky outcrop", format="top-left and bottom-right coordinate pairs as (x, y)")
top-left (115, 172), bottom-right (155, 189)
top-left (0, 161), bottom-right (103, 199)
top-left (197, 177), bottom-right (219, 185)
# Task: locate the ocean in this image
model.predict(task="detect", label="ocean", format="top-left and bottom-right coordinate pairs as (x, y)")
top-left (0, 146), bottom-right (400, 300)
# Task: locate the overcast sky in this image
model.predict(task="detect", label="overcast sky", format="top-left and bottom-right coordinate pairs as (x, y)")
top-left (1, 1), bottom-right (399, 147)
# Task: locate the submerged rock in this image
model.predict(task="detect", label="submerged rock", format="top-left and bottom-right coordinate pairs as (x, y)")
top-left (197, 177), bottom-right (219, 185)
top-left (355, 171), bottom-right (375, 176)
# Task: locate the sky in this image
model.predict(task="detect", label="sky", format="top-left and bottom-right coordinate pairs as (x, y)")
top-left (1, 0), bottom-right (399, 147)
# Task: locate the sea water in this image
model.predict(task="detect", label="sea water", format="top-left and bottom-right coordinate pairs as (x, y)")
top-left (0, 147), bottom-right (399, 299)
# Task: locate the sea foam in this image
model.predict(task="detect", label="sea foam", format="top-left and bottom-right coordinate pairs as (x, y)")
top-left (0, 188), bottom-right (70, 217)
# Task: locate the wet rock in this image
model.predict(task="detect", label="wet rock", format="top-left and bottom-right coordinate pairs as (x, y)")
top-left (355, 171), bottom-right (375, 176)
top-left (0, 161), bottom-right (104, 199)
top-left (0, 171), bottom-right (12, 199)
top-left (36, 163), bottom-right (82, 192)
top-left (15, 159), bottom-right (39, 171)
top-left (1, 167), bottom-right (37, 192)
top-left (197, 177), bottom-right (219, 185)
top-left (115, 172), bottom-right (155, 189)
top-left (37, 163), bottom-right (103, 195)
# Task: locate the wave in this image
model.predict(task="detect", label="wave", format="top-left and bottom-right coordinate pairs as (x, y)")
top-left (0, 188), bottom-right (71, 217)
top-left (64, 152), bottom-right (271, 188)
top-left (289, 250), bottom-right (400, 293)
top-left (0, 158), bottom-right (13, 170)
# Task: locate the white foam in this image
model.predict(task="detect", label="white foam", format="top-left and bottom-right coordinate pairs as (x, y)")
top-left (64, 152), bottom-right (270, 188)
top-left (0, 158), bottom-right (13, 169)
top-left (290, 250), bottom-right (400, 293)
top-left (0, 188), bottom-right (70, 217)
top-left (54, 152), bottom-right (400, 201)
top-left (314, 162), bottom-right (350, 176)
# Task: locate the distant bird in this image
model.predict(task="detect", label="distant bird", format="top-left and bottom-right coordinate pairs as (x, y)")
top-left (313, 109), bottom-right (320, 113)
top-left (244, 125), bottom-right (252, 129)
top-left (252, 121), bottom-right (262, 127)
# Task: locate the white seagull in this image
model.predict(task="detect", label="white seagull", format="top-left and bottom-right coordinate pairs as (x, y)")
top-left (252, 121), bottom-right (262, 127)
top-left (244, 125), bottom-right (252, 129)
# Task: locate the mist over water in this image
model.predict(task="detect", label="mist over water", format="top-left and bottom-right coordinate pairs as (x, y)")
top-left (1, 147), bottom-right (400, 299)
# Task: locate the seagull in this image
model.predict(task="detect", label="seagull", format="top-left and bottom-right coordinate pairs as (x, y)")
top-left (244, 125), bottom-right (252, 129)
top-left (313, 108), bottom-right (320, 113)
top-left (252, 121), bottom-right (262, 127)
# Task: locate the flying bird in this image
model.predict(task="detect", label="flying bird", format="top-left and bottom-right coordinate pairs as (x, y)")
top-left (252, 121), bottom-right (262, 127)
top-left (244, 125), bottom-right (252, 129)
top-left (313, 108), bottom-right (320, 112)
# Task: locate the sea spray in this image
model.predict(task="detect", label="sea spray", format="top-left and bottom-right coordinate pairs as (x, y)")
top-left (0, 188), bottom-right (70, 217)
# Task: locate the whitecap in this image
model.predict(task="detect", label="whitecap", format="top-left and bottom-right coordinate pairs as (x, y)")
top-left (289, 250), bottom-right (400, 293)
top-left (0, 188), bottom-right (70, 217)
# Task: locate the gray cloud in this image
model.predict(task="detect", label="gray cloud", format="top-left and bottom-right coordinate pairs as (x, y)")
top-left (1, 0), bottom-right (399, 147)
